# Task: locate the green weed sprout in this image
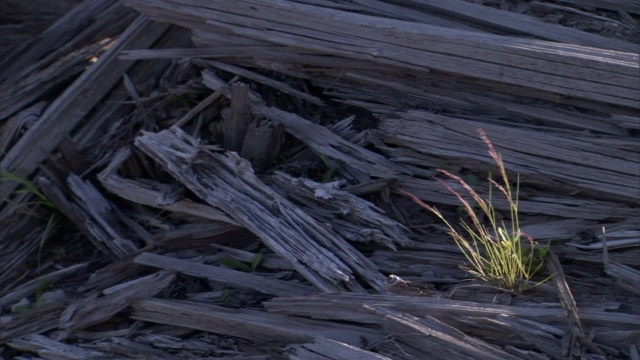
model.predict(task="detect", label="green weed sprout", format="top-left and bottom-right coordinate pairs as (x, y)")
top-left (1, 170), bottom-right (62, 271)
top-left (401, 129), bottom-right (551, 293)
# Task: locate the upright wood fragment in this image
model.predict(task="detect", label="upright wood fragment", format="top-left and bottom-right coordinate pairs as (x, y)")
top-left (134, 126), bottom-right (386, 292)
top-left (223, 83), bottom-right (252, 152)
top-left (546, 251), bottom-right (604, 357)
top-left (240, 118), bottom-right (284, 171)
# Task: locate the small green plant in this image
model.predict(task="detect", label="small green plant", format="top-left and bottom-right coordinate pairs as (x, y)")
top-left (1, 170), bottom-right (55, 210)
top-left (401, 129), bottom-right (552, 293)
top-left (218, 289), bottom-right (230, 302)
top-left (318, 153), bottom-right (338, 183)
top-left (1, 170), bottom-right (63, 271)
top-left (218, 252), bottom-right (264, 273)
top-left (216, 253), bottom-right (264, 303)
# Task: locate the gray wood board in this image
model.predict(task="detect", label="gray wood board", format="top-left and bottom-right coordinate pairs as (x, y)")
top-left (377, 110), bottom-right (640, 204)
top-left (127, 0), bottom-right (639, 109)
top-left (134, 126), bottom-right (386, 292)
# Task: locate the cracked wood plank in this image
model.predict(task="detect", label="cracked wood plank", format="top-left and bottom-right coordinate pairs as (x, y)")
top-left (58, 271), bottom-right (175, 338)
top-left (379, 110), bottom-right (640, 205)
top-left (38, 176), bottom-right (139, 259)
top-left (134, 252), bottom-right (316, 297)
top-left (127, 0), bottom-right (639, 110)
top-left (391, 0), bottom-right (638, 52)
top-left (0, 15), bottom-right (169, 206)
top-left (134, 126), bottom-right (386, 292)
top-left (271, 172), bottom-right (412, 250)
top-left (372, 305), bottom-right (521, 360)
top-left (132, 298), bottom-right (382, 346)
top-left (98, 148), bottom-right (240, 225)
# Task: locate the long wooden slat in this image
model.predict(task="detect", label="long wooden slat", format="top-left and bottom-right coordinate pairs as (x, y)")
top-left (554, 0), bottom-right (640, 15)
top-left (127, 0), bottom-right (639, 109)
top-left (132, 298), bottom-right (383, 346)
top-left (392, 0), bottom-right (638, 52)
top-left (134, 252), bottom-right (316, 297)
top-left (0, 16), bottom-right (169, 207)
top-left (378, 110), bottom-right (640, 204)
top-left (0, 0), bottom-right (120, 83)
top-left (264, 293), bottom-right (640, 328)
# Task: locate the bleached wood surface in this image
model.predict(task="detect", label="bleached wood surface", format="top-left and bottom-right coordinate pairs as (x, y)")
top-left (378, 110), bottom-right (640, 204)
top-left (135, 126), bottom-right (386, 292)
top-left (127, 0), bottom-right (639, 110)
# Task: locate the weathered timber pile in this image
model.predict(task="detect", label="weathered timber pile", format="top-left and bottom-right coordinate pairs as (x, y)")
top-left (1, 0), bottom-right (639, 359)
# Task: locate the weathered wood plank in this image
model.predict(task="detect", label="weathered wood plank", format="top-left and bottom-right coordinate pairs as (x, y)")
top-left (132, 298), bottom-right (383, 346)
top-left (58, 271), bottom-right (175, 338)
top-left (134, 252), bottom-right (316, 297)
top-left (554, 0), bottom-right (640, 15)
top-left (397, 176), bottom-right (639, 220)
top-left (98, 148), bottom-right (240, 225)
top-left (0, 0), bottom-right (121, 83)
top-left (38, 176), bottom-right (139, 259)
top-left (134, 126), bottom-right (386, 292)
top-left (127, 0), bottom-right (640, 109)
top-left (253, 103), bottom-right (411, 182)
top-left (208, 61), bottom-right (324, 106)
top-left (0, 40), bottom-right (112, 121)
top-left (373, 306), bottom-right (521, 360)
top-left (264, 293), bottom-right (640, 329)
top-left (378, 110), bottom-right (640, 204)
top-left (605, 262), bottom-right (640, 295)
top-left (392, 0), bottom-right (638, 52)
top-left (0, 304), bottom-right (63, 344)
top-left (0, 15), bottom-right (169, 206)
top-left (288, 336), bottom-right (394, 360)
top-left (271, 172), bottom-right (412, 250)
top-left (0, 102), bottom-right (46, 154)
top-left (0, 216), bottom-right (46, 288)
top-left (0, 263), bottom-right (88, 307)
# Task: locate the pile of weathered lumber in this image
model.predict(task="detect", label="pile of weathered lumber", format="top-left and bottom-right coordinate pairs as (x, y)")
top-left (1, 0), bottom-right (638, 359)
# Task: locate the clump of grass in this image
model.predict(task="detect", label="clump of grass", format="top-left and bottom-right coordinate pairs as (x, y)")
top-left (401, 129), bottom-right (551, 293)
top-left (1, 170), bottom-right (63, 272)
